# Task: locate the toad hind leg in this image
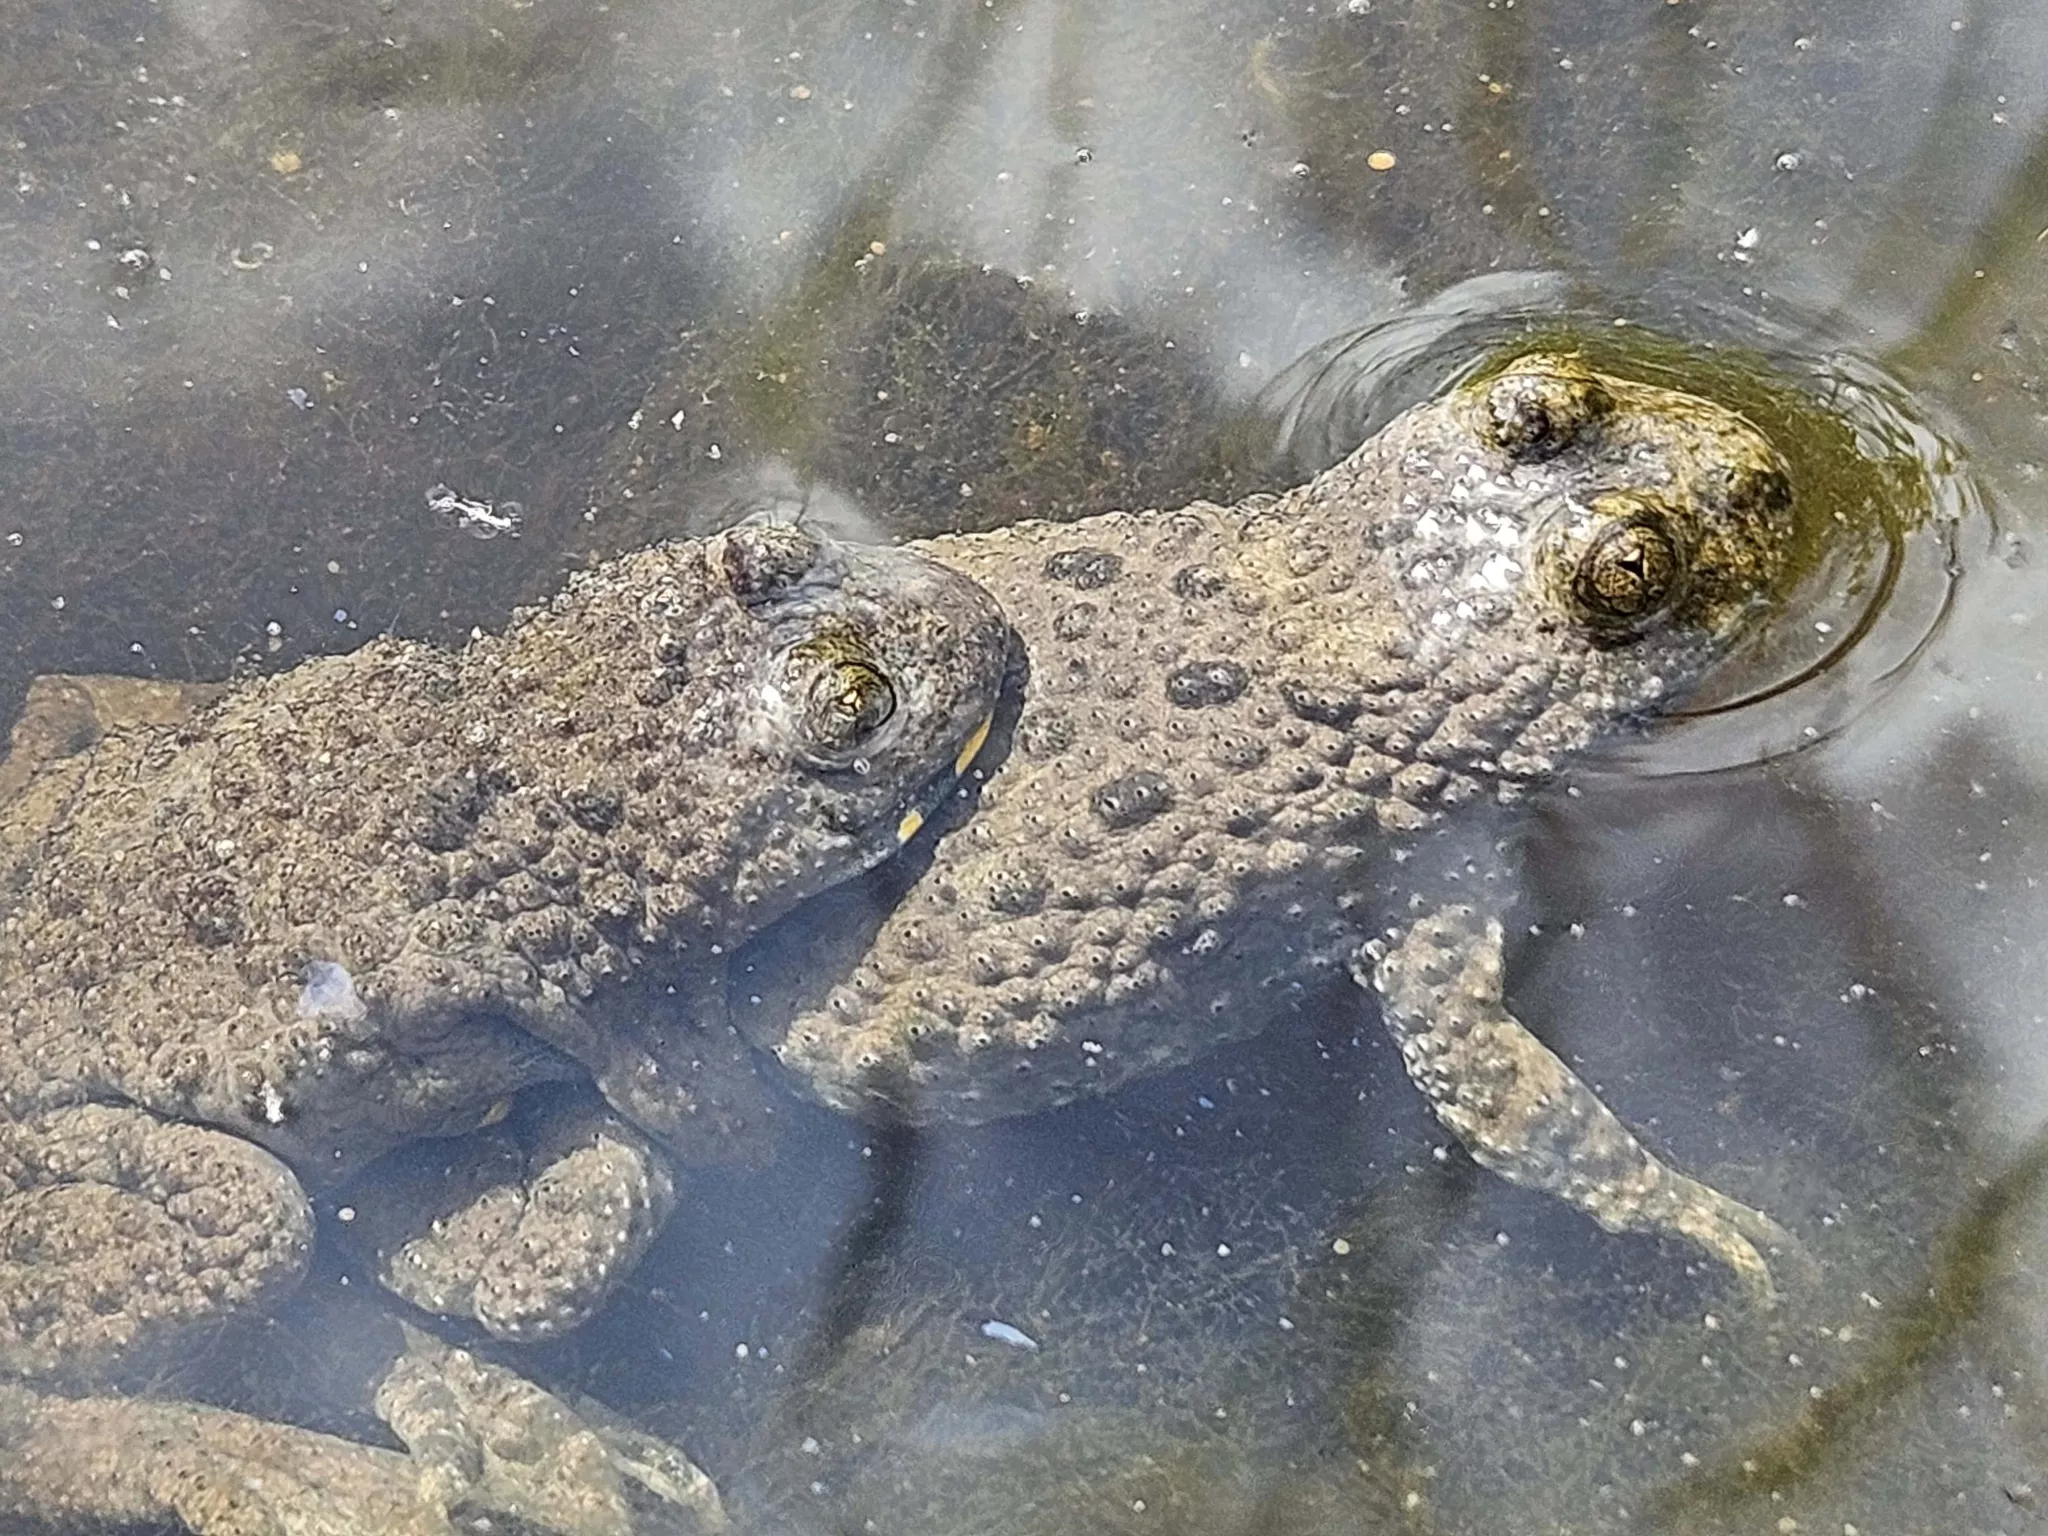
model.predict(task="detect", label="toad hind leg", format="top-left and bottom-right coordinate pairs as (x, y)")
top-left (1356, 904), bottom-right (1806, 1302)
top-left (0, 1104), bottom-right (316, 1380)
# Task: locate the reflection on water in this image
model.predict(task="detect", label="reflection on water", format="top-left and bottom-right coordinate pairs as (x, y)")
top-left (5, 1), bottom-right (2048, 1533)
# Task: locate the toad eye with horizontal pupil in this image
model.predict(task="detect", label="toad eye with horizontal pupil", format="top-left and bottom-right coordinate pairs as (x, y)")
top-left (1574, 516), bottom-right (1681, 623)
top-left (804, 659), bottom-right (895, 754)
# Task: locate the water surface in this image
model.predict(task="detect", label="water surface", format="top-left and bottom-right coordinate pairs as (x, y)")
top-left (5, 2), bottom-right (2048, 1532)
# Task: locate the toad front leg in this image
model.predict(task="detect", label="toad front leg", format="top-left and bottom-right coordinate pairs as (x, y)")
top-left (342, 1087), bottom-right (676, 1341)
top-left (1357, 905), bottom-right (1805, 1301)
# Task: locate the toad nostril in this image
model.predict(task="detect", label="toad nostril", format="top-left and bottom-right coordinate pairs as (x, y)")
top-left (1482, 369), bottom-right (1614, 463)
top-left (1735, 463), bottom-right (1794, 516)
top-left (721, 519), bottom-right (825, 607)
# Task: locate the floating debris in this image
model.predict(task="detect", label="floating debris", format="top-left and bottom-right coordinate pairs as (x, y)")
top-left (979, 1319), bottom-right (1040, 1352)
top-left (427, 482), bottom-right (524, 540)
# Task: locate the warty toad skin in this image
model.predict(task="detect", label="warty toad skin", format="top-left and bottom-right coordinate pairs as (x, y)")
top-left (766, 353), bottom-right (1804, 1296)
top-left (0, 520), bottom-right (1008, 1534)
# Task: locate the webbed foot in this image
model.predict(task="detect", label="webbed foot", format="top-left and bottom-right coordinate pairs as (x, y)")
top-left (0, 673), bottom-right (225, 805)
top-left (1358, 905), bottom-right (1809, 1303)
top-left (344, 1089), bottom-right (675, 1341)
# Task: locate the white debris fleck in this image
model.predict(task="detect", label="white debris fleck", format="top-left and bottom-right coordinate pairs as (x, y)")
top-left (980, 1319), bottom-right (1039, 1351)
top-left (426, 482), bottom-right (523, 540)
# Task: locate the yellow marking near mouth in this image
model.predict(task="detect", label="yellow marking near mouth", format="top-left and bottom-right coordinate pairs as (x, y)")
top-left (955, 712), bottom-right (995, 775)
top-left (897, 807), bottom-right (926, 844)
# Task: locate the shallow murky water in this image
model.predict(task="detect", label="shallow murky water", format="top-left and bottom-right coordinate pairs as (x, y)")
top-left (5, 2), bottom-right (2048, 1533)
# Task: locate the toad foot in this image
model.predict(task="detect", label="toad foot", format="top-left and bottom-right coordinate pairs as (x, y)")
top-left (1358, 904), bottom-right (1809, 1303)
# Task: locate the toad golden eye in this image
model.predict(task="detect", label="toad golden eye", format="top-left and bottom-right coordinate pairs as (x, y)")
top-left (804, 658), bottom-right (896, 754)
top-left (1573, 514), bottom-right (1681, 625)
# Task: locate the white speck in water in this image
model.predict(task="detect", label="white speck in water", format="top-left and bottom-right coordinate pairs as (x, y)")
top-left (426, 482), bottom-right (524, 540)
top-left (1774, 151), bottom-right (1802, 172)
top-left (1735, 226), bottom-right (1760, 249)
top-left (260, 1081), bottom-right (287, 1124)
top-left (980, 1319), bottom-right (1039, 1351)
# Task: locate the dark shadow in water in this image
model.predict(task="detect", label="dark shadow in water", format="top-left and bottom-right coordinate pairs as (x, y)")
top-left (1650, 1121), bottom-right (2048, 1526)
top-left (796, 1118), bottom-right (928, 1373)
